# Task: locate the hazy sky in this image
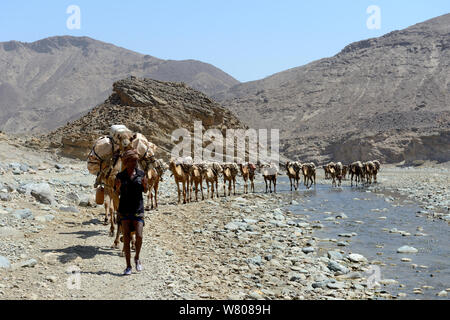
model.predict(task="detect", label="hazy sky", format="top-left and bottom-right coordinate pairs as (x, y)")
top-left (1, 1), bottom-right (449, 82)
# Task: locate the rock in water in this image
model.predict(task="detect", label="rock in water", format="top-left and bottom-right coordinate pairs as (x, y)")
top-left (437, 290), bottom-right (448, 297)
top-left (347, 253), bottom-right (368, 263)
top-left (397, 246), bottom-right (418, 253)
top-left (327, 251), bottom-right (343, 260)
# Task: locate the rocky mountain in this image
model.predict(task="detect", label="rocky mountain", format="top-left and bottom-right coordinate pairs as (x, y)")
top-left (214, 14), bottom-right (450, 164)
top-left (40, 77), bottom-right (246, 160)
top-left (0, 36), bottom-right (239, 134)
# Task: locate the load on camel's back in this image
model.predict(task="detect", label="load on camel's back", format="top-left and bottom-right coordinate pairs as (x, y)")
top-left (86, 125), bottom-right (158, 235)
top-left (87, 125), bottom-right (133, 178)
top-left (87, 125), bottom-right (157, 176)
top-left (129, 132), bottom-right (158, 172)
top-left (87, 136), bottom-right (115, 176)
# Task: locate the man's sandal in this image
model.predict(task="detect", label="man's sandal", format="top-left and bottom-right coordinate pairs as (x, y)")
top-left (135, 259), bottom-right (143, 272)
top-left (123, 267), bottom-right (132, 275)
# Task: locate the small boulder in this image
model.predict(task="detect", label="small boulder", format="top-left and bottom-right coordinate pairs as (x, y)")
top-left (30, 183), bottom-right (55, 205)
top-left (328, 261), bottom-right (349, 274)
top-left (347, 253), bottom-right (368, 263)
top-left (0, 193), bottom-right (11, 202)
top-left (12, 208), bottom-right (34, 220)
top-left (327, 251), bottom-right (343, 260)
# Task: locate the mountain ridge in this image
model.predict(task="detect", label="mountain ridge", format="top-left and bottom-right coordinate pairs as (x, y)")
top-left (0, 35), bottom-right (240, 134)
top-left (213, 13), bottom-right (450, 164)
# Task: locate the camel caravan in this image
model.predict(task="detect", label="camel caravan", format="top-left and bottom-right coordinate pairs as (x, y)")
top-left (86, 124), bottom-right (381, 251)
top-left (321, 160), bottom-right (381, 187)
top-left (286, 159), bottom-right (381, 189)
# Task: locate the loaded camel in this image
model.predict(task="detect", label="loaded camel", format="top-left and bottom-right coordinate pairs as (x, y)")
top-left (286, 161), bottom-right (302, 191)
top-left (302, 163), bottom-right (316, 189)
top-left (202, 162), bottom-right (222, 199)
top-left (189, 164), bottom-right (205, 202)
top-left (259, 162), bottom-right (278, 193)
top-left (145, 159), bottom-right (168, 210)
top-left (169, 158), bottom-right (191, 204)
top-left (350, 161), bottom-right (365, 187)
top-left (221, 163), bottom-right (239, 197)
top-left (240, 162), bottom-right (257, 194)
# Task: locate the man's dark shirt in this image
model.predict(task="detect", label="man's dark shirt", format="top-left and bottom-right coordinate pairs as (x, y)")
top-left (116, 168), bottom-right (145, 218)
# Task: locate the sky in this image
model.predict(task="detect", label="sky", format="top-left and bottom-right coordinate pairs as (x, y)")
top-left (0, 1), bottom-right (449, 82)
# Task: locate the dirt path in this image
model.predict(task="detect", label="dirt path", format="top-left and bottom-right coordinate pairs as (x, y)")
top-left (1, 205), bottom-right (181, 300)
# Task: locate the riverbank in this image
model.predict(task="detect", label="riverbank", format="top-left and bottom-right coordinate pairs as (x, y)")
top-left (370, 163), bottom-right (449, 221)
top-left (0, 138), bottom-right (448, 299)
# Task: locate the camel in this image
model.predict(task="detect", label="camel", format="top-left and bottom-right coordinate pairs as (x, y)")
top-left (286, 161), bottom-right (301, 191)
top-left (323, 165), bottom-right (331, 180)
top-left (95, 155), bottom-right (122, 238)
top-left (189, 164), bottom-right (205, 202)
top-left (350, 161), bottom-right (365, 187)
top-left (145, 159), bottom-right (168, 210)
top-left (202, 162), bottom-right (222, 199)
top-left (239, 162), bottom-right (256, 194)
top-left (363, 161), bottom-right (377, 185)
top-left (342, 165), bottom-right (348, 180)
top-left (324, 162), bottom-right (342, 187)
top-left (302, 163), bottom-right (316, 189)
top-left (373, 160), bottom-right (381, 171)
top-left (372, 160), bottom-right (381, 183)
top-left (331, 162), bottom-right (343, 187)
top-left (169, 159), bottom-right (190, 204)
top-left (328, 164), bottom-right (337, 187)
top-left (259, 162), bottom-right (278, 193)
top-left (221, 163), bottom-right (239, 197)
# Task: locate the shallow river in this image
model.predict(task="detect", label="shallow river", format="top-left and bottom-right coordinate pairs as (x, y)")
top-left (271, 176), bottom-right (449, 300)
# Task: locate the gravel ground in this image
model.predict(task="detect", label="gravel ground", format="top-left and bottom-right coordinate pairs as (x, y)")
top-left (371, 163), bottom-right (450, 220)
top-left (0, 137), bottom-right (448, 300)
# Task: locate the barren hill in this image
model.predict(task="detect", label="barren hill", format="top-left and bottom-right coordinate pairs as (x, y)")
top-left (41, 77), bottom-right (245, 160)
top-left (214, 14), bottom-right (450, 164)
top-left (0, 36), bottom-right (239, 134)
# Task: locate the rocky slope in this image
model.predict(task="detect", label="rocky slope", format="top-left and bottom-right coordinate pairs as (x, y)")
top-left (41, 77), bottom-right (245, 160)
top-left (214, 14), bottom-right (450, 164)
top-left (0, 36), bottom-right (239, 134)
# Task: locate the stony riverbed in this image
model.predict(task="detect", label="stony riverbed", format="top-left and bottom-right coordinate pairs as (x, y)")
top-left (0, 139), bottom-right (448, 300)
